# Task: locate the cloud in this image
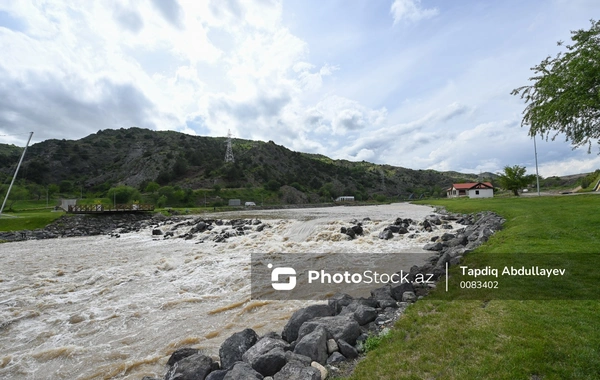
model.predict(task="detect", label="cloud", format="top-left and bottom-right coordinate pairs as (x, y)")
top-left (0, 67), bottom-right (159, 142)
top-left (305, 96), bottom-right (388, 136)
top-left (1, 0), bottom-right (598, 180)
top-left (537, 155), bottom-right (600, 177)
top-left (390, 0), bottom-right (439, 24)
top-left (294, 62), bottom-right (338, 91)
top-left (355, 148), bottom-right (376, 161)
top-left (150, 0), bottom-right (184, 29)
top-left (113, 5), bottom-right (144, 33)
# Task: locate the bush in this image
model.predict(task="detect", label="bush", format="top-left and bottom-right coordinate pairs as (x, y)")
top-left (374, 194), bottom-right (387, 203)
top-left (107, 186), bottom-right (141, 204)
top-left (363, 329), bottom-right (391, 352)
top-left (264, 180), bottom-right (281, 191)
top-left (145, 181), bottom-right (160, 193)
top-left (290, 182), bottom-right (306, 192)
top-left (156, 195), bottom-right (168, 208)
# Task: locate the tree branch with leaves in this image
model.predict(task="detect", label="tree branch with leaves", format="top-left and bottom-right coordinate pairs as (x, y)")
top-left (512, 19), bottom-right (600, 152)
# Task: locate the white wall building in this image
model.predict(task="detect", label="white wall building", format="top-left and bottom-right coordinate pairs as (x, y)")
top-left (447, 182), bottom-right (494, 199)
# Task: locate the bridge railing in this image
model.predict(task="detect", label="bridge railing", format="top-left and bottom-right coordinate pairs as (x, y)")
top-left (67, 204), bottom-right (154, 213)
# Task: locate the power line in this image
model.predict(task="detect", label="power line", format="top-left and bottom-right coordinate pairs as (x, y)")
top-left (0, 132), bottom-right (35, 137)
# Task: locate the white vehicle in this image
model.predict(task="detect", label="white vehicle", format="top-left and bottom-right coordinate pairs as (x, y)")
top-left (245, 202), bottom-right (256, 207)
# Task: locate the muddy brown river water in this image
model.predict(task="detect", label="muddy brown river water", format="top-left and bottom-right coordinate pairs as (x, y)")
top-left (0, 203), bottom-right (446, 379)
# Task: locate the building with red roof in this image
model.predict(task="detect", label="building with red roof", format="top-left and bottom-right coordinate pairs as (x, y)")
top-left (447, 182), bottom-right (494, 198)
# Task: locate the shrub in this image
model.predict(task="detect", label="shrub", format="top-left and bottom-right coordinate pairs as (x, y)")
top-left (264, 180), bottom-right (281, 191)
top-left (107, 186), bottom-right (141, 204)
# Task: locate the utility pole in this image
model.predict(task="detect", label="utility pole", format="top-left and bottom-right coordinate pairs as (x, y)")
top-left (534, 134), bottom-right (541, 196)
top-left (0, 132), bottom-right (33, 217)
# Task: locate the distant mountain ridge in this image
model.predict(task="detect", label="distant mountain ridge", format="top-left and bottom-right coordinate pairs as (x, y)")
top-left (0, 127), bottom-right (495, 199)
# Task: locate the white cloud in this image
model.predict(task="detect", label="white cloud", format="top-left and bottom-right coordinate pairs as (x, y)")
top-left (355, 148), bottom-right (376, 161)
top-left (306, 95), bottom-right (388, 136)
top-left (0, 0), bottom-right (598, 179)
top-left (390, 0), bottom-right (439, 24)
top-left (537, 155), bottom-right (600, 177)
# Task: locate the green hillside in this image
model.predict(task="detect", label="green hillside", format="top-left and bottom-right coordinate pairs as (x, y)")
top-left (0, 127), bottom-right (493, 206)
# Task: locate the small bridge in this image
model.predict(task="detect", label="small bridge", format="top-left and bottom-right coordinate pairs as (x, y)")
top-left (68, 204), bottom-right (155, 214)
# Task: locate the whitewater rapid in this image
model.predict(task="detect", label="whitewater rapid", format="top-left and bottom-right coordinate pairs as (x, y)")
top-left (0, 203), bottom-right (446, 379)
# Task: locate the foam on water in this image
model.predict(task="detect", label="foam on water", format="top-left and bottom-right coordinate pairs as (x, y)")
top-left (0, 203), bottom-right (447, 379)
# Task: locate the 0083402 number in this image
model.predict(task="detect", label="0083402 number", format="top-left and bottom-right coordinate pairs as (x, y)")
top-left (459, 281), bottom-right (498, 289)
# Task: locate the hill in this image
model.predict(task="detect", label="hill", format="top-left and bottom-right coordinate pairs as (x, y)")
top-left (0, 127), bottom-right (494, 202)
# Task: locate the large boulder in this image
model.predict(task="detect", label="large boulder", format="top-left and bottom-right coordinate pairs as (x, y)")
top-left (293, 326), bottom-right (328, 365)
top-left (370, 285), bottom-right (398, 309)
top-left (390, 282), bottom-right (415, 302)
top-left (447, 234), bottom-right (468, 247)
top-left (337, 339), bottom-right (358, 359)
top-left (282, 304), bottom-right (333, 343)
top-left (327, 352), bottom-right (346, 365)
top-left (242, 338), bottom-right (289, 375)
top-left (190, 221), bottom-right (208, 233)
top-left (219, 328), bottom-right (259, 370)
top-left (284, 351), bottom-right (313, 366)
top-left (328, 293), bottom-right (354, 315)
top-left (351, 225), bottom-right (363, 235)
top-left (274, 361), bottom-right (320, 380)
top-left (205, 370), bottom-right (227, 380)
top-left (164, 353), bottom-right (214, 380)
top-left (423, 242), bottom-right (444, 251)
top-left (167, 348), bottom-right (200, 366)
top-left (297, 315), bottom-right (361, 346)
top-left (247, 347), bottom-right (287, 377)
top-left (340, 302), bottom-right (378, 326)
top-left (378, 229), bottom-right (394, 240)
top-left (223, 362), bottom-right (263, 380)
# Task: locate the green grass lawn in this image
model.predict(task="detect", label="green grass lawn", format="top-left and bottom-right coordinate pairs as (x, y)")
top-left (347, 195), bottom-right (600, 380)
top-left (0, 199), bottom-right (64, 232)
top-left (0, 210), bottom-right (64, 232)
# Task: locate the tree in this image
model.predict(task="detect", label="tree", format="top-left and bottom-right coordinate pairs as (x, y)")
top-left (172, 157), bottom-right (188, 177)
top-left (48, 184), bottom-right (60, 198)
top-left (512, 20), bottom-right (600, 152)
top-left (497, 165), bottom-right (535, 196)
top-left (60, 180), bottom-right (74, 194)
top-left (27, 183), bottom-right (45, 200)
top-left (264, 180), bottom-right (281, 192)
top-left (1, 185), bottom-right (29, 210)
top-left (107, 186), bottom-right (140, 204)
top-left (145, 181), bottom-right (160, 193)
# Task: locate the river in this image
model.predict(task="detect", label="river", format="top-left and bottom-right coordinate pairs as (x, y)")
top-left (0, 203), bottom-right (444, 379)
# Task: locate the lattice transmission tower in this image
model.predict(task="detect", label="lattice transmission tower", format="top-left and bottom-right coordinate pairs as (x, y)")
top-left (224, 129), bottom-right (235, 163)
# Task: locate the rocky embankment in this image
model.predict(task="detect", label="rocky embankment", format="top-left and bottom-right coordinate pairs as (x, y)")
top-left (141, 209), bottom-right (505, 380)
top-left (0, 213), bottom-right (160, 242)
top-left (0, 213), bottom-right (273, 243)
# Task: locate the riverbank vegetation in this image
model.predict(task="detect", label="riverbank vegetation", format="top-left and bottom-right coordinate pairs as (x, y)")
top-left (348, 195), bottom-right (600, 379)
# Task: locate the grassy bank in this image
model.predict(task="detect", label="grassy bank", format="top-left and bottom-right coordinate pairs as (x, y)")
top-left (0, 199), bottom-right (63, 232)
top-left (347, 195), bottom-right (600, 379)
top-left (0, 210), bottom-right (64, 232)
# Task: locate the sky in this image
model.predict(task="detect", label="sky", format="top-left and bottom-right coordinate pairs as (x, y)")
top-left (0, 0), bottom-right (599, 177)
